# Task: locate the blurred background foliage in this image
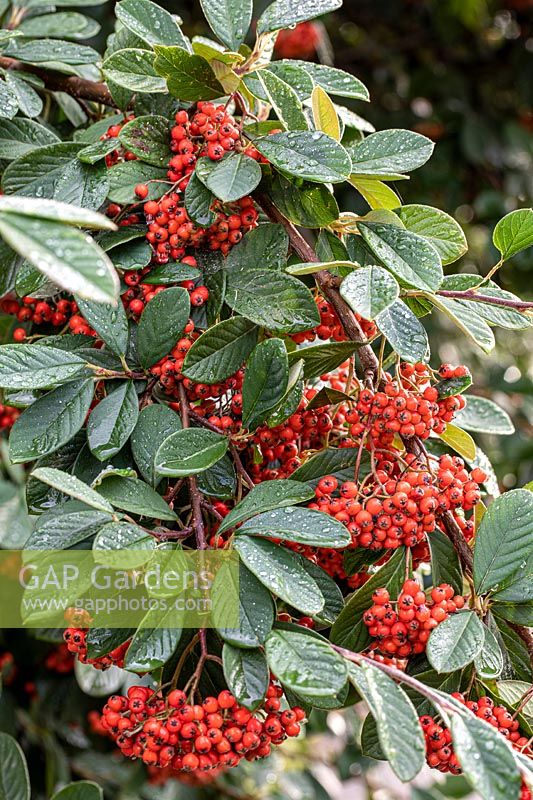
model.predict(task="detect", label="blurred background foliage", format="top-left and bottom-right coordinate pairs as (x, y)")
top-left (0, 1), bottom-right (532, 798)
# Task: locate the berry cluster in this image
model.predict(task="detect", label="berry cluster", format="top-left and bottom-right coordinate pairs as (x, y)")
top-left (97, 682), bottom-right (305, 780)
top-left (420, 694), bottom-right (532, 777)
top-left (312, 454), bottom-right (485, 549)
top-left (346, 363), bottom-right (468, 444)
top-left (293, 296), bottom-right (376, 345)
top-left (45, 643), bottom-right (75, 674)
top-left (0, 402), bottom-right (19, 431)
top-left (363, 581), bottom-right (465, 658)
top-left (142, 192), bottom-right (258, 264)
top-left (100, 115), bottom-right (137, 168)
top-left (63, 628), bottom-right (130, 670)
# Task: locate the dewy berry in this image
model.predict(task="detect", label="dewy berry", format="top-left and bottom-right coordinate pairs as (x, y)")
top-left (96, 681), bottom-right (305, 779)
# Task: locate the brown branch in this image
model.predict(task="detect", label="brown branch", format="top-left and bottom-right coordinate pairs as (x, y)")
top-left (255, 193), bottom-right (380, 383)
top-left (437, 289), bottom-right (533, 312)
top-left (257, 197), bottom-right (533, 669)
top-left (0, 56), bottom-right (114, 105)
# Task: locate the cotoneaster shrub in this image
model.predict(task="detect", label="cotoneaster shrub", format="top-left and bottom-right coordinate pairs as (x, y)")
top-left (0, 0), bottom-right (532, 798)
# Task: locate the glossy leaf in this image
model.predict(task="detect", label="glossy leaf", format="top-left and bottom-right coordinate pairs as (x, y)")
top-left (252, 131), bottom-right (352, 184)
top-left (10, 379), bottom-right (93, 463)
top-left (116, 0), bottom-right (189, 47)
top-left (153, 45), bottom-right (223, 100)
top-left (102, 49), bottom-right (167, 93)
top-left (31, 467), bottom-right (114, 514)
top-left (96, 475), bottom-right (177, 520)
top-left (0, 344), bottom-right (88, 389)
top-left (349, 129), bottom-right (434, 176)
top-left (199, 0), bottom-right (252, 50)
top-left (259, 69), bottom-right (308, 131)
top-left (155, 427), bottom-right (228, 477)
top-left (213, 561), bottom-right (275, 648)
top-left (454, 395), bottom-right (514, 435)
top-left (137, 287), bottom-right (190, 368)
top-left (264, 628), bottom-right (347, 697)
top-left (239, 506), bottom-right (351, 548)
top-left (131, 404), bottom-right (182, 487)
top-left (0, 733), bottom-right (30, 800)
top-left (376, 299), bottom-right (429, 363)
top-left (222, 644), bottom-right (269, 711)
top-left (426, 611), bottom-right (485, 673)
top-left (75, 297), bottom-right (129, 357)
top-left (242, 339), bottom-right (289, 430)
top-left (87, 381), bottom-right (139, 461)
top-left (218, 479), bottom-right (315, 534)
top-left (340, 265), bottom-right (399, 320)
top-left (493, 208), bottom-right (533, 260)
top-left (396, 204), bottom-right (467, 265)
top-left (183, 317), bottom-right (258, 384)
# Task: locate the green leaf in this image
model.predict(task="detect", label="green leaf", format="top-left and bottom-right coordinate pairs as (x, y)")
top-left (475, 625), bottom-right (504, 679)
top-left (9, 379), bottom-right (93, 463)
top-left (456, 289), bottom-right (531, 331)
top-left (225, 222), bottom-right (289, 273)
top-left (253, 131), bottom-right (351, 184)
top-left (4, 37), bottom-right (98, 64)
top-left (428, 529), bottom-right (463, 594)
top-left (427, 295), bottom-right (495, 353)
top-left (0, 214), bottom-right (119, 304)
top-left (107, 161), bottom-right (167, 204)
top-left (300, 558), bottom-right (344, 625)
top-left (350, 176), bottom-right (401, 211)
top-left (376, 299), bottom-right (429, 363)
top-left (75, 297), bottom-right (129, 357)
top-left (290, 446), bottom-right (368, 484)
top-left (257, 0), bottom-right (342, 35)
top-left (202, 153), bottom-right (262, 203)
top-left (137, 287), bottom-right (190, 368)
top-left (340, 265), bottom-right (399, 320)
top-left (199, 0), bottom-right (252, 50)
top-left (218, 479), bottom-right (314, 534)
top-left (426, 611), bottom-right (485, 673)
top-left (454, 396), bottom-right (514, 435)
top-left (124, 625), bottom-right (181, 672)
top-left (93, 521), bottom-right (154, 568)
top-left (153, 46), bottom-right (223, 100)
top-left (348, 129), bottom-right (434, 177)
top-left (5, 72), bottom-right (42, 118)
top-left (395, 204), bottom-right (467, 265)
top-left (118, 115), bottom-right (171, 167)
top-left (0, 118), bottom-right (59, 160)
top-left (222, 644), bottom-right (269, 711)
top-left (474, 489), bottom-right (533, 595)
top-left (233, 535), bottom-right (325, 615)
top-left (18, 11), bottom-right (100, 39)
top-left (266, 359), bottom-right (304, 427)
top-left (87, 381), bottom-right (139, 462)
top-left (2, 142), bottom-right (108, 210)
top-left (285, 59), bottom-right (368, 101)
top-left (438, 423), bottom-right (476, 462)
top-left (287, 340), bottom-right (361, 379)
top-left (196, 454), bottom-right (236, 499)
top-left (142, 261), bottom-right (200, 284)
top-left (267, 172), bottom-right (339, 228)
top-left (0, 79), bottom-right (19, 120)
top-left (348, 662), bottom-right (425, 781)
top-left (130, 404), bottom-right (182, 487)
top-left (239, 506), bottom-right (351, 548)
top-left (493, 618), bottom-right (532, 682)
top-left (31, 467), bottom-right (114, 513)
top-left (183, 317), bottom-right (258, 384)
top-left (96, 475), bottom-right (177, 520)
top-left (116, 0), bottom-right (189, 47)
top-left (155, 427), bottom-right (228, 477)
top-left (264, 628), bottom-right (347, 697)
top-left (102, 48), bottom-right (167, 92)
top-left (183, 171), bottom-right (216, 227)
top-left (258, 69), bottom-right (308, 131)
top-left (449, 711), bottom-right (520, 800)
top-left (0, 344), bottom-right (88, 389)
top-left (242, 338), bottom-right (289, 430)
top-left (213, 561), bottom-right (275, 648)
top-left (330, 548), bottom-right (407, 649)
top-left (225, 270), bottom-right (319, 333)
top-left (25, 507), bottom-right (112, 549)
top-left (435, 373), bottom-right (473, 399)
top-left (265, 62), bottom-right (314, 100)
top-left (51, 782), bottom-right (102, 800)
top-left (0, 733), bottom-right (30, 800)
top-left (285, 259), bottom-right (354, 276)
top-left (358, 221), bottom-right (443, 292)
top-left (493, 208), bottom-right (533, 260)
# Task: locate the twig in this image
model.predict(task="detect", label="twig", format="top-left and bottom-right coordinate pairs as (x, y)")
top-left (0, 56), bottom-right (114, 105)
top-left (436, 289), bottom-right (533, 312)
